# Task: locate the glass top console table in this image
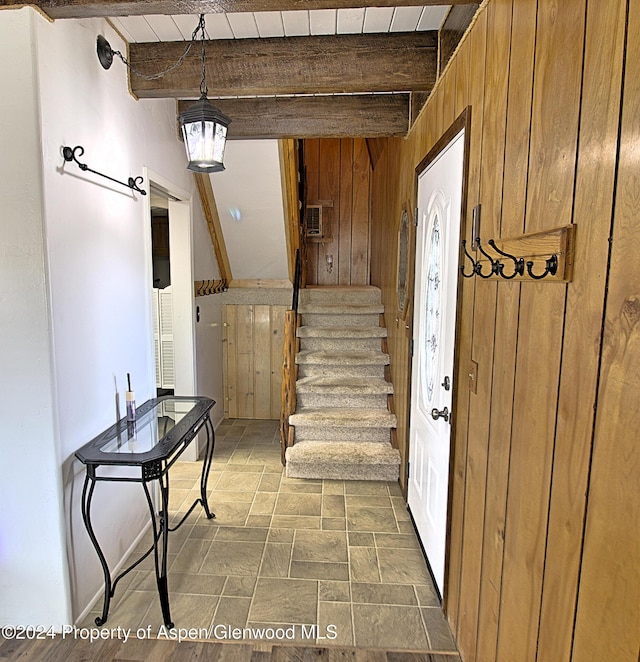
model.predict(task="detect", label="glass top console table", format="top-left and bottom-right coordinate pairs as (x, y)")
top-left (75, 395), bottom-right (216, 628)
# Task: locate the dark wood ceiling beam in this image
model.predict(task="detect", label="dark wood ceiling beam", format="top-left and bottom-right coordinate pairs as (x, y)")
top-left (177, 94), bottom-right (410, 138)
top-left (130, 32), bottom-right (437, 98)
top-left (439, 3), bottom-right (479, 73)
top-left (2, 0), bottom-right (472, 20)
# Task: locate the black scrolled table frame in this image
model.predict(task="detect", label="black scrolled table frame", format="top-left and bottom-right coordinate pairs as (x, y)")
top-left (75, 396), bottom-right (216, 629)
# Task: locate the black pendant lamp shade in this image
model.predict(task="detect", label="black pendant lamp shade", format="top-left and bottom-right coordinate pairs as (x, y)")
top-left (96, 14), bottom-right (231, 174)
top-left (178, 95), bottom-right (231, 173)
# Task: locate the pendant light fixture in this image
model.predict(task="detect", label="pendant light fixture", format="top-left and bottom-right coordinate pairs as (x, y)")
top-left (97, 14), bottom-right (230, 174)
top-left (178, 14), bottom-right (231, 173)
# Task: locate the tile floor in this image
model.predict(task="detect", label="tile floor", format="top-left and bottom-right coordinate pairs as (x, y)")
top-left (83, 419), bottom-right (458, 654)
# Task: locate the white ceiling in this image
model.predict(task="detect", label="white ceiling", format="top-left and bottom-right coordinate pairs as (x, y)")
top-left (110, 6), bottom-right (451, 43)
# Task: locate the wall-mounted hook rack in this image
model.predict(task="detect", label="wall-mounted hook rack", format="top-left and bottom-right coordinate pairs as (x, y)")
top-left (194, 279), bottom-right (228, 297)
top-left (461, 206), bottom-right (575, 283)
top-left (62, 145), bottom-right (146, 196)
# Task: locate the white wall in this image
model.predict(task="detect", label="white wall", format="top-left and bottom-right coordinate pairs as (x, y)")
top-left (0, 7), bottom-right (225, 625)
top-left (0, 8), bottom-right (72, 627)
top-left (192, 202), bottom-right (225, 429)
top-left (212, 140), bottom-right (289, 280)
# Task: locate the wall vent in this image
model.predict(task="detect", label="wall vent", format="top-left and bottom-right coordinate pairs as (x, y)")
top-left (304, 205), bottom-right (323, 237)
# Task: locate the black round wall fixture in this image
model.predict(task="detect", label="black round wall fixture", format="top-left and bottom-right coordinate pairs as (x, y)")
top-left (97, 35), bottom-right (113, 70)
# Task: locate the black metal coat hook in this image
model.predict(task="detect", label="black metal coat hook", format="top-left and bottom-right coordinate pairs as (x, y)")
top-left (461, 237), bottom-right (558, 281)
top-left (526, 254), bottom-right (558, 279)
top-left (487, 239), bottom-right (524, 279)
top-left (62, 145), bottom-right (146, 196)
top-left (461, 239), bottom-right (476, 278)
top-left (475, 238), bottom-right (501, 278)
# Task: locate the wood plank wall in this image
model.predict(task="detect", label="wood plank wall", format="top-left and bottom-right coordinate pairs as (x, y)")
top-left (369, 0), bottom-right (639, 660)
top-left (303, 138), bottom-right (372, 286)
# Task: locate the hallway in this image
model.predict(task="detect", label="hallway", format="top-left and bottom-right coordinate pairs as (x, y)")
top-left (82, 419), bottom-right (458, 654)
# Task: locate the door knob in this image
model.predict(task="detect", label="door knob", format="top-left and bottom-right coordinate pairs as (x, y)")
top-left (431, 407), bottom-right (449, 422)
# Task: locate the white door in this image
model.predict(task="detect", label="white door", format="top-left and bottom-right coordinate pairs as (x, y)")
top-left (408, 128), bottom-right (465, 597)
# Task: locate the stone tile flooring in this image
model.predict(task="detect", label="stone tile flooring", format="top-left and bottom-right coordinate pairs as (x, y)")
top-left (83, 419), bottom-right (458, 654)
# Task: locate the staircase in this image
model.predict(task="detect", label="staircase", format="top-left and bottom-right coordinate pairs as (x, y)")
top-left (285, 286), bottom-right (401, 481)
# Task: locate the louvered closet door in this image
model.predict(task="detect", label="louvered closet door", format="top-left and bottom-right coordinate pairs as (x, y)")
top-left (157, 287), bottom-right (175, 390)
top-left (153, 291), bottom-right (161, 388)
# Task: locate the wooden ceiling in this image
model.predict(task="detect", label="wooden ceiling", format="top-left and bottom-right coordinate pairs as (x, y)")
top-left (7, 1), bottom-right (479, 137)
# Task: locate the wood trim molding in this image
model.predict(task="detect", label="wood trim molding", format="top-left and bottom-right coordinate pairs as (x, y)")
top-left (279, 139), bottom-right (300, 284)
top-left (192, 172), bottom-right (233, 282)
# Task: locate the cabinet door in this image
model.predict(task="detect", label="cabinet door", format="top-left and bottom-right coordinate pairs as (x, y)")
top-left (223, 304), bottom-right (286, 419)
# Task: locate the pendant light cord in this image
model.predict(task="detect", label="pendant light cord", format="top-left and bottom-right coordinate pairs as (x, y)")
top-left (110, 14), bottom-right (207, 82)
top-left (199, 13), bottom-right (208, 96)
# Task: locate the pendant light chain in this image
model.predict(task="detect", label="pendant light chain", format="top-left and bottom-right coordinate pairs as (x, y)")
top-left (199, 13), bottom-right (208, 97)
top-left (110, 14), bottom-right (207, 82)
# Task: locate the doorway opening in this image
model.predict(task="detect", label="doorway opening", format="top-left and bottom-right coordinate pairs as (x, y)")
top-left (144, 171), bottom-right (198, 460)
top-left (150, 186), bottom-right (175, 398)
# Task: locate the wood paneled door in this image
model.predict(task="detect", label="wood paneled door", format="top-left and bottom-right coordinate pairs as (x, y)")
top-left (223, 304), bottom-right (287, 420)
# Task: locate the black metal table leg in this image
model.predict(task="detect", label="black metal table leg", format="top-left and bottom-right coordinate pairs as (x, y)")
top-left (200, 416), bottom-right (216, 520)
top-left (142, 476), bottom-right (173, 628)
top-left (81, 471), bottom-right (113, 626)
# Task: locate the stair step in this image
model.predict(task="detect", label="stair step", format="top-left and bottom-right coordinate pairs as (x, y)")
top-left (296, 376), bottom-right (394, 395)
top-left (299, 304), bottom-right (383, 328)
top-left (300, 286), bottom-right (382, 305)
top-left (296, 350), bottom-right (390, 366)
top-left (285, 440), bottom-right (400, 481)
top-left (298, 303), bottom-right (384, 315)
top-left (290, 407), bottom-right (397, 428)
top-left (297, 326), bottom-right (386, 351)
top-left (296, 377), bottom-right (392, 409)
top-left (297, 326), bottom-right (387, 339)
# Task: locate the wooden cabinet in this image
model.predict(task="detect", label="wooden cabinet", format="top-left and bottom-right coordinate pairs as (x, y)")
top-left (222, 304), bottom-right (287, 419)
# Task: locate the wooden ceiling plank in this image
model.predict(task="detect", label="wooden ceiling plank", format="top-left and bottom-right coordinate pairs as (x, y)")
top-left (4, 1), bottom-right (471, 20)
top-left (177, 94), bottom-right (410, 138)
top-left (129, 32), bottom-right (437, 97)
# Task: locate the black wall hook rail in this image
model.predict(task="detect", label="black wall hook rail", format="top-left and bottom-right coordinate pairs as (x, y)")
top-left (62, 145), bottom-right (146, 196)
top-left (194, 279), bottom-right (228, 297)
top-left (461, 237), bottom-right (558, 280)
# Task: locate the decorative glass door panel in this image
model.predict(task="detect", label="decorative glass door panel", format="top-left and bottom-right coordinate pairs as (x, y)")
top-left (421, 206), bottom-right (443, 410)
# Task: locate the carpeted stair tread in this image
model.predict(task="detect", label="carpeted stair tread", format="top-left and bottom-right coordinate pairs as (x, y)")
top-left (298, 303), bottom-right (384, 315)
top-left (285, 441), bottom-right (400, 481)
top-left (296, 376), bottom-right (394, 395)
top-left (297, 325), bottom-right (387, 339)
top-left (290, 407), bottom-right (397, 428)
top-left (301, 286), bottom-right (382, 305)
top-left (296, 350), bottom-right (390, 365)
